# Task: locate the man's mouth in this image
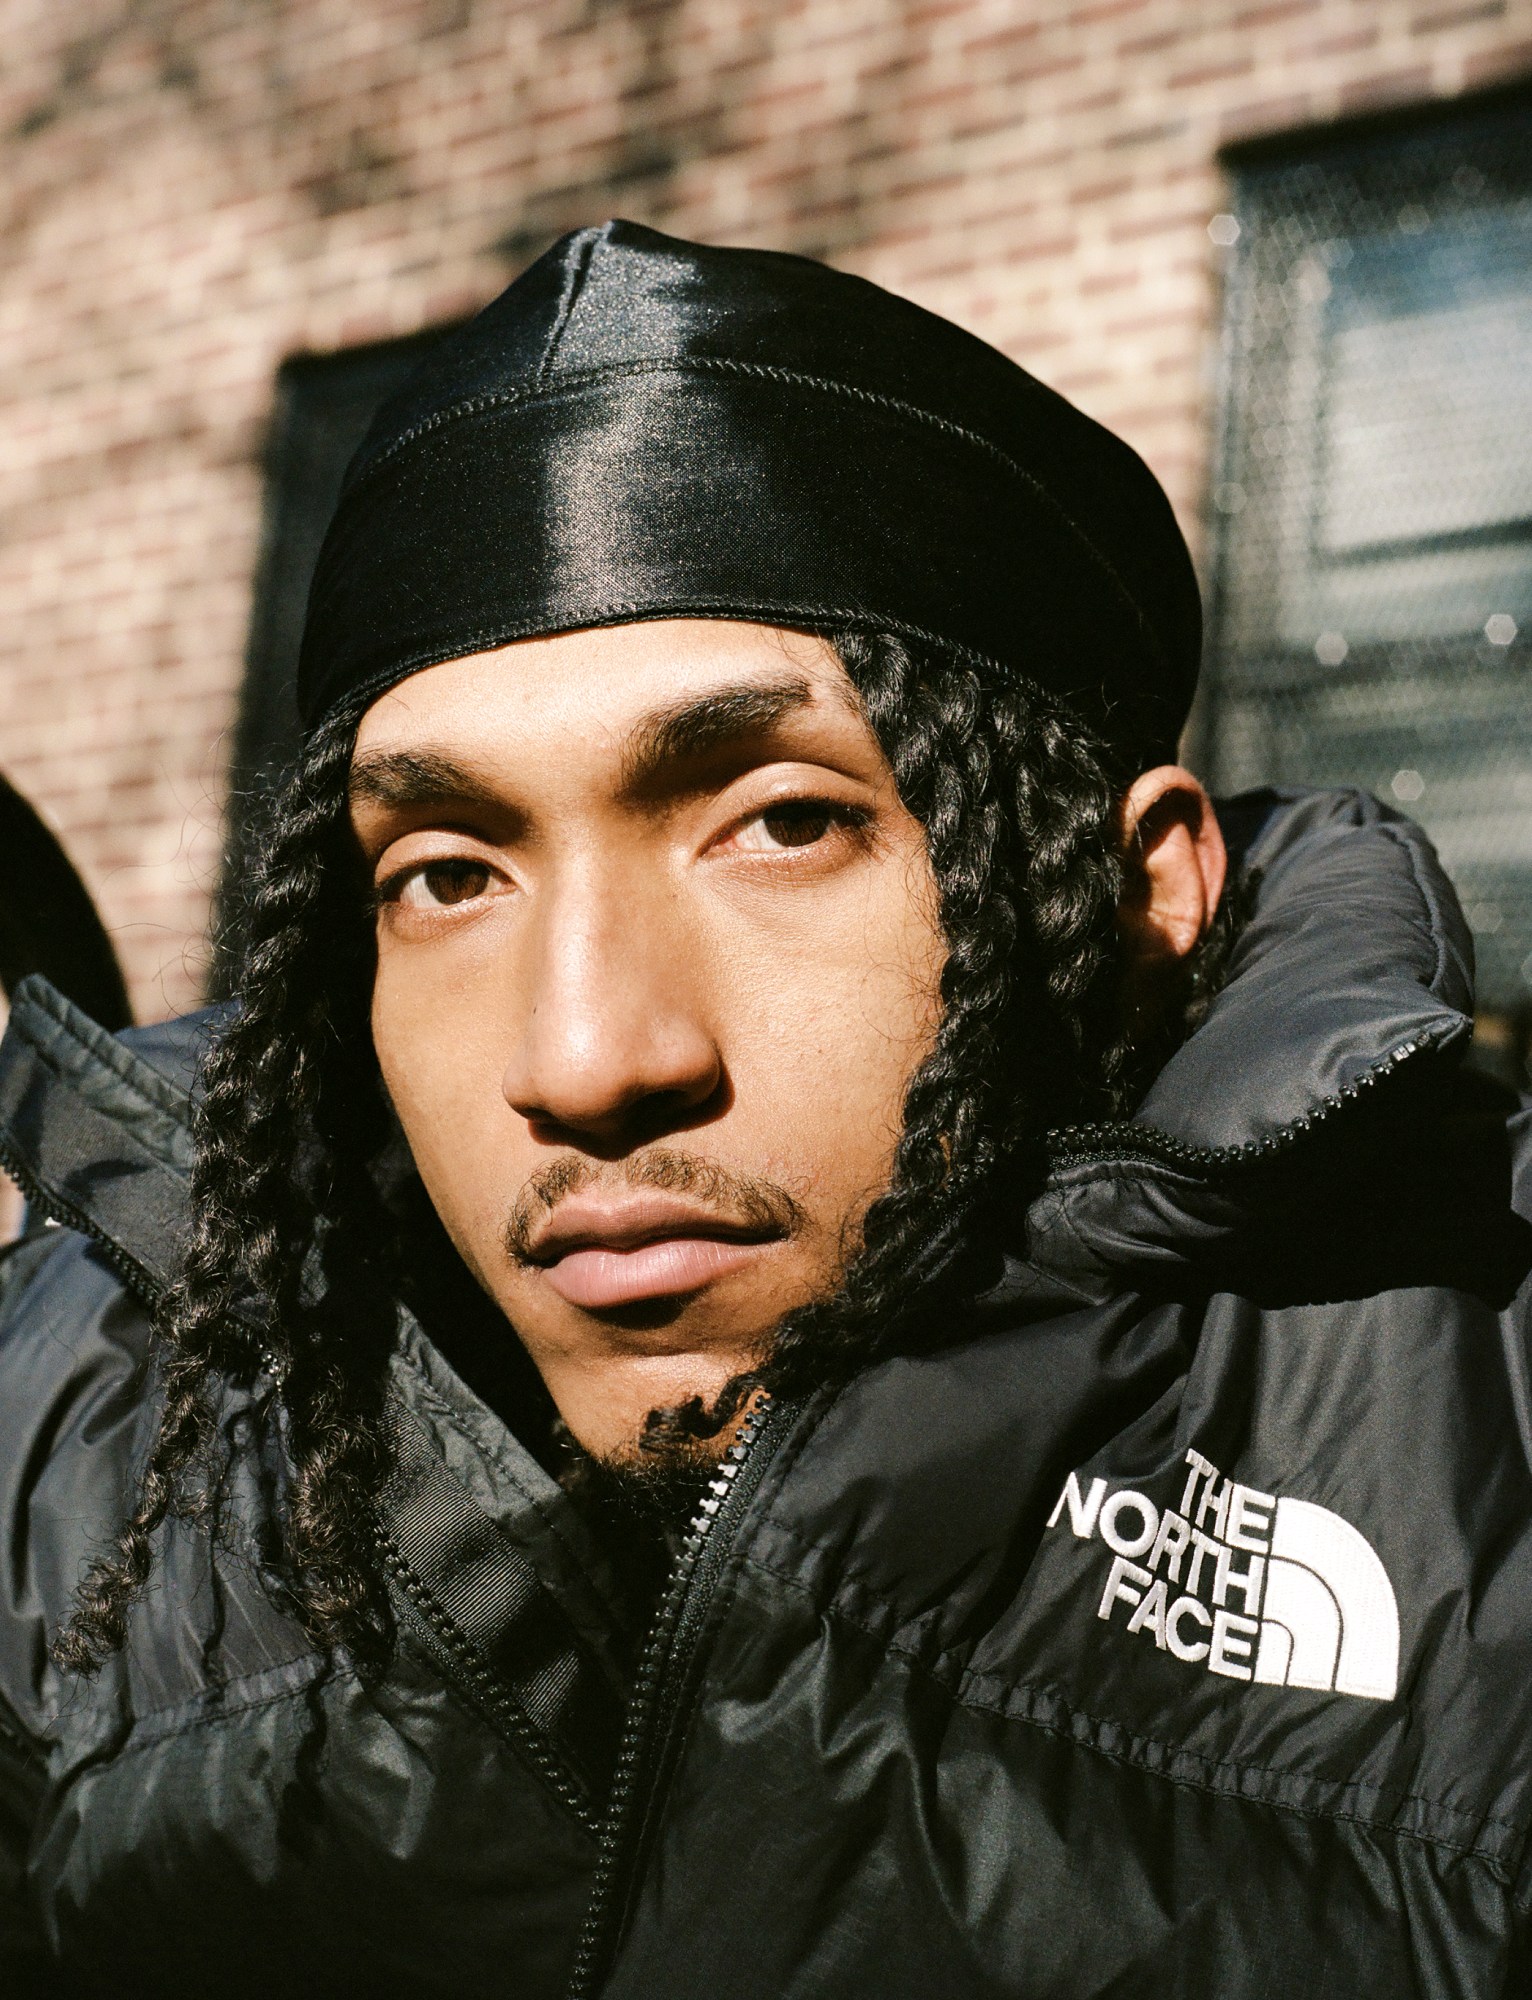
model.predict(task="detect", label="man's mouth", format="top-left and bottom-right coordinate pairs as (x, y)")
top-left (521, 1190), bottom-right (787, 1311)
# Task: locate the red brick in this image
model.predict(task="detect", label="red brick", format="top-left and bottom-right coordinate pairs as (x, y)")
top-left (1103, 118), bottom-right (1189, 149)
top-left (1410, 0), bottom-right (1506, 26)
top-left (1294, 27), bottom-right (1380, 58)
top-left (1059, 87), bottom-right (1126, 117)
top-left (1218, 91), bottom-right (1316, 140)
top-left (1049, 367), bottom-right (1114, 394)
top-left (994, 52), bottom-right (1087, 86)
top-left (998, 233), bottom-right (1081, 265)
top-left (960, 21), bottom-right (1044, 56)
top-left (1462, 36), bottom-right (1532, 82)
top-left (1118, 30), bottom-right (1184, 56)
top-left (1339, 63), bottom-right (1434, 110)
top-left (1105, 304), bottom-right (1204, 337)
top-left (1167, 56), bottom-right (1257, 89)
top-left (1232, 0), bottom-right (1320, 24)
top-left (1107, 205), bottom-right (1212, 243)
top-left (1069, 176), bottom-right (1134, 205)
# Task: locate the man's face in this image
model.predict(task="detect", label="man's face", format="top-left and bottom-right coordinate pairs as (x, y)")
top-left (351, 620), bottom-right (944, 1459)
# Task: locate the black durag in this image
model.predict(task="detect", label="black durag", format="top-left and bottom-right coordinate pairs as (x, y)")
top-left (297, 219), bottom-right (1201, 763)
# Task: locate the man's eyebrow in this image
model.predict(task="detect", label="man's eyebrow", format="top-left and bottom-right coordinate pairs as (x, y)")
top-left (617, 676), bottom-right (818, 797)
top-left (347, 749), bottom-right (505, 811)
top-left (348, 674), bottom-right (841, 810)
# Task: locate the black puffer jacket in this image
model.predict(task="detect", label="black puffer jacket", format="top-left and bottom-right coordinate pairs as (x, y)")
top-left (1, 788), bottom-right (1530, 1999)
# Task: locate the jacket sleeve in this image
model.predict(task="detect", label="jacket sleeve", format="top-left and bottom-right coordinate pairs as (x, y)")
top-left (0, 1230), bottom-right (67, 1988)
top-left (0, 1223), bottom-right (155, 1992)
top-left (0, 1689), bottom-right (49, 1991)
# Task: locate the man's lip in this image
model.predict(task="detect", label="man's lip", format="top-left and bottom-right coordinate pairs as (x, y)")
top-left (536, 1236), bottom-right (775, 1310)
top-left (523, 1190), bottom-right (782, 1264)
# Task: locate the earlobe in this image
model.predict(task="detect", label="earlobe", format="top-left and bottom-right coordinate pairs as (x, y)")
top-left (1117, 766), bottom-right (1227, 968)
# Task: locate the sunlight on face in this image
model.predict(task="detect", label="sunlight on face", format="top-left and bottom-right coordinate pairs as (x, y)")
top-left (352, 620), bottom-right (944, 1457)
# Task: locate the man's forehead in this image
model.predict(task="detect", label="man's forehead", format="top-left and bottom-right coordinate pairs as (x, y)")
top-left (347, 619), bottom-right (868, 803)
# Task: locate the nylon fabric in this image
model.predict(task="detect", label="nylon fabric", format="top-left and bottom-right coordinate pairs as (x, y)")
top-left (379, 1401), bottom-right (625, 1815)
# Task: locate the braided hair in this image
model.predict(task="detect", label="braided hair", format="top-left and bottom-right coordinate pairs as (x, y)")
top-left (645, 630), bottom-right (1134, 1436)
top-left (54, 631), bottom-right (1147, 1676)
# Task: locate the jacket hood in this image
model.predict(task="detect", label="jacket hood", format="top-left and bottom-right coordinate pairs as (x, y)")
top-left (0, 788), bottom-right (1482, 1319)
top-left (1018, 786), bottom-right (1485, 1306)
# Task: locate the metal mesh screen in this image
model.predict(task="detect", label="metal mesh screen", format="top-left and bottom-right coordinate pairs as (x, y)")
top-left (1201, 93), bottom-right (1532, 1016)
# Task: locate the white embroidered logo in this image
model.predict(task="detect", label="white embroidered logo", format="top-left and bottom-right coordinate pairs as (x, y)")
top-left (1047, 1449), bottom-right (1400, 1701)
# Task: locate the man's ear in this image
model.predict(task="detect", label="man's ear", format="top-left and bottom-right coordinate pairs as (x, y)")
top-left (1117, 766), bottom-right (1227, 972)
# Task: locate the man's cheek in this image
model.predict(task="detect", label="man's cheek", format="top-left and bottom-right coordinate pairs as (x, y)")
top-left (374, 1004), bottom-right (510, 1213)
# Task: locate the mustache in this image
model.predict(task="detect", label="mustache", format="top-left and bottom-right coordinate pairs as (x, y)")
top-left (502, 1147), bottom-right (807, 1264)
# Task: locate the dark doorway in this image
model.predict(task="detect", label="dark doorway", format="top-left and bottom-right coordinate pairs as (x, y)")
top-left (227, 325), bottom-right (454, 885)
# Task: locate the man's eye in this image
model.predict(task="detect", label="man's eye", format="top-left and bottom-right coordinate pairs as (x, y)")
top-left (735, 802), bottom-right (848, 852)
top-left (392, 859), bottom-right (494, 907)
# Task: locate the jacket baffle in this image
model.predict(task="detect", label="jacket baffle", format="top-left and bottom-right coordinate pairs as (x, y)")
top-left (1, 785), bottom-right (1530, 1998)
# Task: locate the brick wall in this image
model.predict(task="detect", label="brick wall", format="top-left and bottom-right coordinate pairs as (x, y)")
top-left (1, 0), bottom-right (1528, 1020)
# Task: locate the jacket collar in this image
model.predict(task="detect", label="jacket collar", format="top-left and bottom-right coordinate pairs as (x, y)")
top-left (1013, 786), bottom-right (1483, 1303)
top-left (0, 974), bottom-right (212, 1301)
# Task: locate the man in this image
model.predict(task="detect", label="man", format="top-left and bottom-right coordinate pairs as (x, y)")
top-left (0, 220), bottom-right (1528, 1997)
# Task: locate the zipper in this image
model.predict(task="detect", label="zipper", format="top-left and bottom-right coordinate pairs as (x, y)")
top-left (1045, 1033), bottom-right (1437, 1177)
top-left (565, 1391), bottom-right (799, 2000)
top-left (373, 1519), bottom-right (602, 1831)
top-left (0, 1125), bottom-right (165, 1311)
top-left (0, 1125), bottom-right (289, 1379)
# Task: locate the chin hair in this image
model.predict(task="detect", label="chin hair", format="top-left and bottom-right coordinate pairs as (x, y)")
top-left (552, 1372), bottom-right (764, 1525)
top-left (564, 1431), bottom-right (723, 1527)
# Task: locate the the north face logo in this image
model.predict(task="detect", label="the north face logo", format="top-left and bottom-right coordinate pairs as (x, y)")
top-left (1048, 1449), bottom-right (1400, 1702)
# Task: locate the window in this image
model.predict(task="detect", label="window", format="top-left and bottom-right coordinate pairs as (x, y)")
top-left (1201, 91), bottom-right (1532, 1028)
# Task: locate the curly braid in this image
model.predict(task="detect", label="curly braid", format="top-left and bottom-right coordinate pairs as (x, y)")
top-left (54, 705), bottom-right (401, 1677)
top-left (647, 632), bottom-right (1133, 1429)
top-left (55, 631), bottom-right (1160, 1674)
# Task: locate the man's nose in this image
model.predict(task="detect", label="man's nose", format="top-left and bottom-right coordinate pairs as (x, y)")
top-left (500, 866), bottom-right (723, 1143)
